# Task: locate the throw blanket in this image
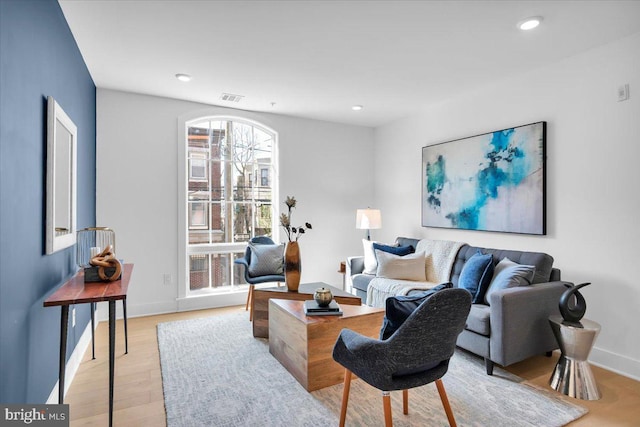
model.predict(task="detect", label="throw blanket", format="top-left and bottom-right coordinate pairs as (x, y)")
top-left (366, 240), bottom-right (465, 307)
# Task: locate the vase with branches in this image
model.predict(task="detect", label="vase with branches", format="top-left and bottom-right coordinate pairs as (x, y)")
top-left (279, 196), bottom-right (312, 291)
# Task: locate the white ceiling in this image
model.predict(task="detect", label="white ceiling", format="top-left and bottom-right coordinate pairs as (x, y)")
top-left (59, 0), bottom-right (640, 128)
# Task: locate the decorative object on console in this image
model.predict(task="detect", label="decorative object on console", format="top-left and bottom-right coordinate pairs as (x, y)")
top-left (355, 208), bottom-right (381, 240)
top-left (559, 282), bottom-right (591, 323)
top-left (77, 227), bottom-right (116, 268)
top-left (280, 196), bottom-right (312, 292)
top-left (422, 121), bottom-right (546, 235)
top-left (86, 244), bottom-right (122, 282)
top-left (314, 287), bottom-right (333, 307)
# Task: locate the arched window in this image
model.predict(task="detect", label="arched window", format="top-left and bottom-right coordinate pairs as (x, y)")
top-left (179, 117), bottom-right (278, 296)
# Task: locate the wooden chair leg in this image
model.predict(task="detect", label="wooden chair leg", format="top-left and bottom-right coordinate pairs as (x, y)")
top-left (248, 285), bottom-right (255, 321)
top-left (403, 389), bottom-right (408, 414)
top-left (435, 379), bottom-right (457, 427)
top-left (339, 369), bottom-right (352, 427)
top-left (382, 391), bottom-right (393, 427)
top-left (245, 285), bottom-right (251, 311)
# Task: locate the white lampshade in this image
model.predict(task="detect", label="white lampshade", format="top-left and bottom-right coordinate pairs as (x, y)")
top-left (356, 209), bottom-right (382, 230)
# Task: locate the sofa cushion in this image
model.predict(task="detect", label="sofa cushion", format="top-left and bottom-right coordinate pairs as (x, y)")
top-left (379, 282), bottom-right (452, 340)
top-left (458, 250), bottom-right (494, 304)
top-left (352, 273), bottom-right (375, 293)
top-left (248, 243), bottom-right (284, 276)
top-left (451, 245), bottom-right (553, 286)
top-left (465, 304), bottom-right (491, 336)
top-left (484, 258), bottom-right (535, 305)
top-left (362, 239), bottom-right (380, 274)
top-left (376, 250), bottom-right (426, 281)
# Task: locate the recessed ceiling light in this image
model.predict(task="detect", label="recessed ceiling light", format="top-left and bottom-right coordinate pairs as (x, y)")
top-left (352, 105), bottom-right (363, 111)
top-left (175, 73), bottom-right (191, 82)
top-left (518, 16), bottom-right (543, 31)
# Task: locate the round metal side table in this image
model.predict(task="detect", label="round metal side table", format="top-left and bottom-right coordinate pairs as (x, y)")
top-left (548, 314), bottom-right (601, 400)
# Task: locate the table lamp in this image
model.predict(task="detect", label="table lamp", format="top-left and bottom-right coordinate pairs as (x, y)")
top-left (356, 208), bottom-right (381, 240)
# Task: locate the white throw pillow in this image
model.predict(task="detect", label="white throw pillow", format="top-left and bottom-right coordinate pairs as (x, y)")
top-left (375, 250), bottom-right (427, 281)
top-left (362, 239), bottom-right (380, 275)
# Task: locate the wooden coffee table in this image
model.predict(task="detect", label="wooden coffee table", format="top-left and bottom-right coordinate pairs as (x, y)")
top-left (268, 299), bottom-right (385, 391)
top-left (252, 282), bottom-right (361, 338)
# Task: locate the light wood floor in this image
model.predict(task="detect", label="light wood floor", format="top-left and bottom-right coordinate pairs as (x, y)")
top-left (65, 306), bottom-right (640, 426)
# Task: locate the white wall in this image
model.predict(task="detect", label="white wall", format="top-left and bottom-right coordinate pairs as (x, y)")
top-left (374, 32), bottom-right (640, 379)
top-left (96, 89), bottom-right (374, 315)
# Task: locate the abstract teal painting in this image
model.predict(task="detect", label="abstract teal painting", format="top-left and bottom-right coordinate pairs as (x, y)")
top-left (422, 122), bottom-right (546, 235)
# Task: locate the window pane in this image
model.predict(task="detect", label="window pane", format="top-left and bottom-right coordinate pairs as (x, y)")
top-left (188, 202), bottom-right (226, 244)
top-left (255, 203), bottom-right (272, 237)
top-left (233, 203), bottom-right (253, 242)
top-left (256, 165), bottom-right (273, 202)
top-left (232, 160), bottom-right (252, 201)
top-left (189, 253), bottom-right (231, 289)
top-left (208, 161), bottom-right (225, 201)
top-left (210, 253), bottom-right (230, 288)
top-left (189, 202), bottom-right (207, 228)
top-left (254, 128), bottom-right (273, 162)
top-left (189, 254), bottom-right (209, 290)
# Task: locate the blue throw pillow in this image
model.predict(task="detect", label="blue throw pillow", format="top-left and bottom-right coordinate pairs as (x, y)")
top-left (379, 282), bottom-right (452, 340)
top-left (372, 242), bottom-right (413, 257)
top-left (458, 250), bottom-right (494, 304)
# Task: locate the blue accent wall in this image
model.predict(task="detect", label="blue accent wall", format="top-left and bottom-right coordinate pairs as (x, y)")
top-left (0, 0), bottom-right (96, 403)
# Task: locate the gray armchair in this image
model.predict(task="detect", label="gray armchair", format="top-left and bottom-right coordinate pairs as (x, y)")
top-left (332, 288), bottom-right (472, 427)
top-left (234, 236), bottom-right (284, 320)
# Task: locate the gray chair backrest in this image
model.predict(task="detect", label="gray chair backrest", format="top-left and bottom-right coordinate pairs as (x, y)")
top-left (387, 288), bottom-right (471, 370)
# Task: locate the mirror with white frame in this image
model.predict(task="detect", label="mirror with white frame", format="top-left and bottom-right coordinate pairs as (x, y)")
top-left (46, 96), bottom-right (77, 254)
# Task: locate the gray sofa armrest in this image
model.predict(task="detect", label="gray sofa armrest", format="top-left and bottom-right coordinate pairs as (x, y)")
top-left (346, 256), bottom-right (365, 293)
top-left (488, 281), bottom-right (569, 366)
top-left (347, 256), bottom-right (364, 275)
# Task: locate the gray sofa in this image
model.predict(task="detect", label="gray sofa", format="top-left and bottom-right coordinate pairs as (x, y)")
top-left (346, 237), bottom-right (569, 374)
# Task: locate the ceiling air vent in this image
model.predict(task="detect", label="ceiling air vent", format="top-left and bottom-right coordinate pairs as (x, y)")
top-left (220, 93), bottom-right (244, 102)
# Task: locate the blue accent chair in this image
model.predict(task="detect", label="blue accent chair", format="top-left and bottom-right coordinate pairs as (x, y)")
top-left (234, 236), bottom-right (285, 320)
top-left (332, 288), bottom-right (472, 427)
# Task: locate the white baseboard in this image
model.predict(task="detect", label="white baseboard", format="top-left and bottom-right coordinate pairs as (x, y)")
top-left (95, 300), bottom-right (178, 321)
top-left (590, 345), bottom-right (640, 381)
top-left (46, 321), bottom-right (93, 404)
top-left (177, 292), bottom-right (246, 311)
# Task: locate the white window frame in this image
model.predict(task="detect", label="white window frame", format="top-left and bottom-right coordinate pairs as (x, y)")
top-left (177, 113), bottom-right (279, 307)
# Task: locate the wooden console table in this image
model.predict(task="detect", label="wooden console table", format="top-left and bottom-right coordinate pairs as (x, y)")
top-left (44, 263), bottom-right (134, 427)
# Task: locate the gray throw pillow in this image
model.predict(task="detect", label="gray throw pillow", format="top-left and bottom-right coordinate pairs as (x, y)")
top-left (484, 257), bottom-right (535, 305)
top-left (248, 243), bottom-right (284, 276)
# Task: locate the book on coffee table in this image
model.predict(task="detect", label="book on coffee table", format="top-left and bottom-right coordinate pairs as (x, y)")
top-left (303, 300), bottom-right (343, 316)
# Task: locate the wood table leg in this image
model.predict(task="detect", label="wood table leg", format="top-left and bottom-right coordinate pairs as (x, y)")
top-left (58, 305), bottom-right (69, 404)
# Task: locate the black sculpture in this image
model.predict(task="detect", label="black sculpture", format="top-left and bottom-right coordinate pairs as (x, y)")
top-left (559, 282), bottom-right (591, 323)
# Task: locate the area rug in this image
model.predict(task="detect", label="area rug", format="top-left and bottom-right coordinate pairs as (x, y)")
top-left (157, 312), bottom-right (587, 427)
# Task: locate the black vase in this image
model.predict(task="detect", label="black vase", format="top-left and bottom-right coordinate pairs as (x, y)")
top-left (558, 282), bottom-right (591, 323)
